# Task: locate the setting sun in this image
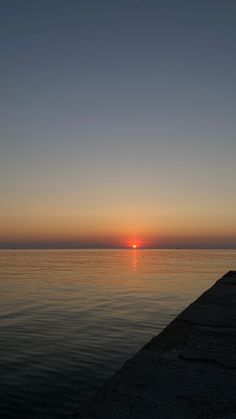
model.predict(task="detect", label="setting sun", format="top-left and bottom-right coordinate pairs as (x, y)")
top-left (132, 244), bottom-right (137, 249)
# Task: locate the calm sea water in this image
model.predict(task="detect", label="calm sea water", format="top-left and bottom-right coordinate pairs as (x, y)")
top-left (1, 249), bottom-right (236, 419)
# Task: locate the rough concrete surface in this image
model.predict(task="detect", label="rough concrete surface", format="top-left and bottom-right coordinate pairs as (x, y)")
top-left (76, 271), bottom-right (236, 419)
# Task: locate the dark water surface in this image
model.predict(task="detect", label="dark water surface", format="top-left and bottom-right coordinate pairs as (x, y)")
top-left (1, 249), bottom-right (236, 418)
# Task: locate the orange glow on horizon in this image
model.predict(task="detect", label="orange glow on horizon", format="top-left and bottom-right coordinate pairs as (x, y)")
top-left (1, 211), bottom-right (236, 249)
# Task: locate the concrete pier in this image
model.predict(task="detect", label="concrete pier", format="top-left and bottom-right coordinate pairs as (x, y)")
top-left (77, 271), bottom-right (236, 419)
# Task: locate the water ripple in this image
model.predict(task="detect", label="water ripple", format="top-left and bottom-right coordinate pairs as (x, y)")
top-left (0, 249), bottom-right (236, 418)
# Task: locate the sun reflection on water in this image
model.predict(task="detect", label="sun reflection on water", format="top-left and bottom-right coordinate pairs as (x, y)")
top-left (131, 249), bottom-right (138, 272)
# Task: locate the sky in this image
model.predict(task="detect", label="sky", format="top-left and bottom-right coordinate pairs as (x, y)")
top-left (0, 0), bottom-right (236, 249)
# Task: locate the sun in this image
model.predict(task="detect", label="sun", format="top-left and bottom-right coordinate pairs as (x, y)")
top-left (132, 244), bottom-right (137, 249)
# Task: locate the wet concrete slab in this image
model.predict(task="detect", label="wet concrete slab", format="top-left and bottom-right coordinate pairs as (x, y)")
top-left (76, 271), bottom-right (236, 419)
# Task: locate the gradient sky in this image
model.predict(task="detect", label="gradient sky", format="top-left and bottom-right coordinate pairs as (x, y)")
top-left (1, 0), bottom-right (236, 248)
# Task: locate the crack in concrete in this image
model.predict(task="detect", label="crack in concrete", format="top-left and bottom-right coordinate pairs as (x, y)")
top-left (181, 318), bottom-right (236, 330)
top-left (178, 354), bottom-right (236, 370)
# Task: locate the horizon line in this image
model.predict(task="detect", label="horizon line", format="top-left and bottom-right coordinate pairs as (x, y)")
top-left (0, 247), bottom-right (236, 250)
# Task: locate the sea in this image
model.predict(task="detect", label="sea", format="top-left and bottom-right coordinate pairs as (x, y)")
top-left (1, 249), bottom-right (236, 419)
